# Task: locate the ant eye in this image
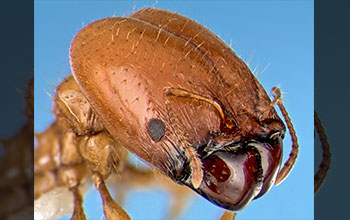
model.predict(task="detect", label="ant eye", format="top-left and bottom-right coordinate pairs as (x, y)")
top-left (147, 119), bottom-right (165, 142)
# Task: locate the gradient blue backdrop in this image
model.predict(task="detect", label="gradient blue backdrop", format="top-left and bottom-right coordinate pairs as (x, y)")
top-left (35, 1), bottom-right (313, 219)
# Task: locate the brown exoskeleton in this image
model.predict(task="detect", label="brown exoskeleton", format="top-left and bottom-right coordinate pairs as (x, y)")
top-left (35, 8), bottom-right (300, 220)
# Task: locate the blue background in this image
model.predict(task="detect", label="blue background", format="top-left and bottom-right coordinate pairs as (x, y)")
top-left (35, 1), bottom-right (313, 219)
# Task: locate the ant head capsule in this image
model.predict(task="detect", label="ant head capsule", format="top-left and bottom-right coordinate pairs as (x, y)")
top-left (69, 8), bottom-right (297, 211)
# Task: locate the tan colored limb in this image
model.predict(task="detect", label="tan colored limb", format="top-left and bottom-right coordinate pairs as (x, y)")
top-left (110, 163), bottom-right (193, 220)
top-left (271, 87), bottom-right (299, 185)
top-left (70, 187), bottom-right (87, 220)
top-left (219, 211), bottom-right (236, 220)
top-left (93, 173), bottom-right (131, 220)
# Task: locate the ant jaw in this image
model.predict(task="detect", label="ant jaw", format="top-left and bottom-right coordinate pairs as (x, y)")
top-left (174, 133), bottom-right (283, 211)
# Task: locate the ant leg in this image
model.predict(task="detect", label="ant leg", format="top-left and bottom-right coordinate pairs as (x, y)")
top-left (70, 187), bottom-right (87, 220)
top-left (92, 173), bottom-right (131, 220)
top-left (109, 163), bottom-right (193, 220)
top-left (219, 211), bottom-right (236, 220)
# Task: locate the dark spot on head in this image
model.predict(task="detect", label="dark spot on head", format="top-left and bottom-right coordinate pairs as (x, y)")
top-left (147, 118), bottom-right (165, 142)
